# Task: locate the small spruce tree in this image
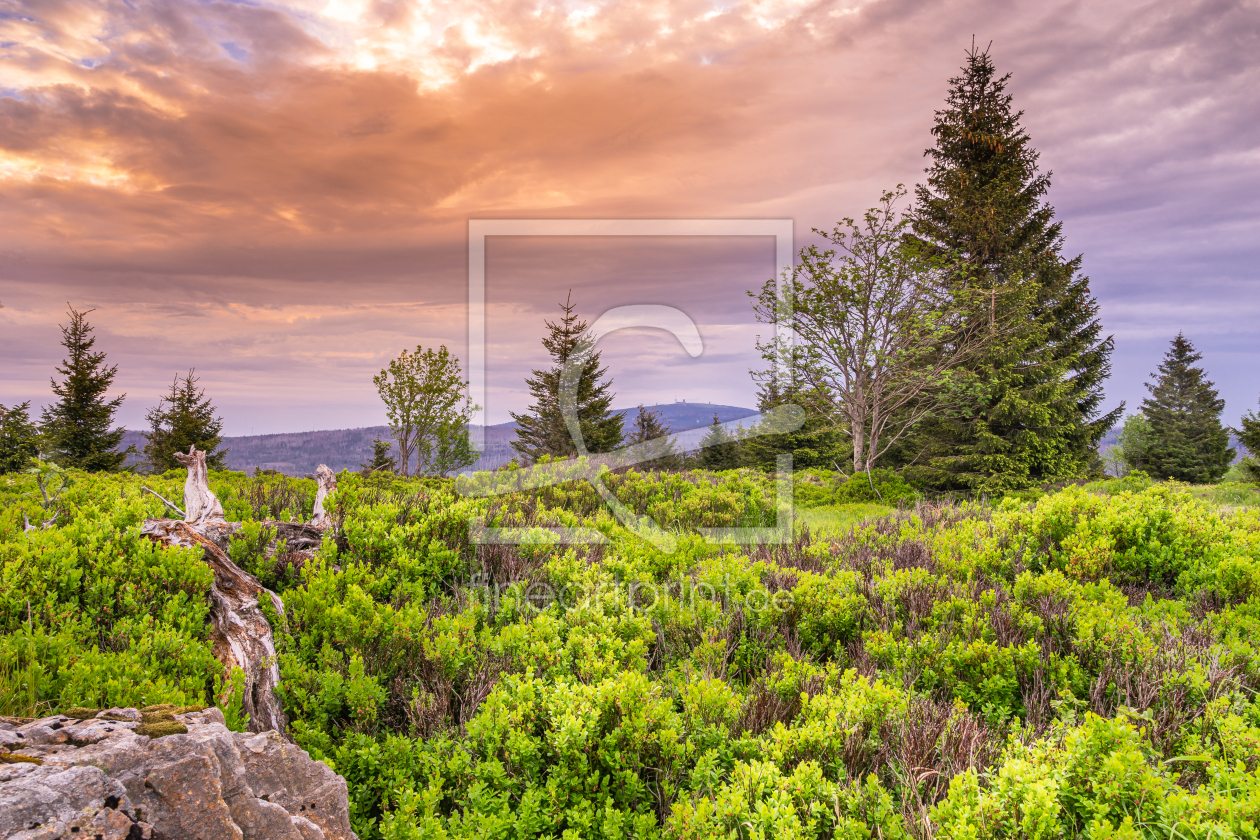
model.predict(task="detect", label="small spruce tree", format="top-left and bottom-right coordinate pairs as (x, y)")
top-left (511, 294), bottom-right (623, 463)
top-left (741, 373), bottom-right (850, 472)
top-left (1236, 400), bottom-right (1260, 484)
top-left (0, 401), bottom-right (41, 474)
top-left (626, 405), bottom-right (680, 471)
top-left (143, 370), bottom-right (228, 473)
top-left (40, 306), bottom-right (127, 472)
top-left (1140, 334), bottom-right (1233, 483)
top-left (360, 438), bottom-right (398, 474)
top-left (698, 413), bottom-right (742, 471)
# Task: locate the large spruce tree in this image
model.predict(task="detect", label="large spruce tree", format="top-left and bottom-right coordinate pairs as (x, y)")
top-left (909, 45), bottom-right (1121, 490)
top-left (41, 307), bottom-right (128, 472)
top-left (511, 294), bottom-right (623, 463)
top-left (1141, 334), bottom-right (1233, 483)
top-left (143, 369), bottom-right (228, 473)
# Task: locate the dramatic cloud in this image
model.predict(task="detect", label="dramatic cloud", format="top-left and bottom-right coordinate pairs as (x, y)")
top-left (1, 0), bottom-right (1257, 430)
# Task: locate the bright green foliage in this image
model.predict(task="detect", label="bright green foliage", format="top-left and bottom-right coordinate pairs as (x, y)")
top-left (6, 465), bottom-right (1260, 838)
top-left (909, 47), bottom-right (1120, 491)
top-left (1141, 334), bottom-right (1234, 483)
top-left (0, 402), bottom-right (41, 475)
top-left (40, 307), bottom-right (128, 472)
top-left (216, 665), bottom-right (250, 732)
top-left (512, 294), bottom-right (623, 463)
top-left (1111, 414), bottom-right (1154, 476)
top-left (793, 469), bottom-right (918, 509)
top-left (374, 345), bottom-right (478, 477)
top-left (0, 472), bottom-right (217, 709)
top-left (143, 369), bottom-right (228, 473)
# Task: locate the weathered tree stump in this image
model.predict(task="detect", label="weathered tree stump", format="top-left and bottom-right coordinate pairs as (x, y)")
top-left (140, 445), bottom-right (289, 739)
top-left (310, 464), bottom-right (336, 529)
top-left (174, 444), bottom-right (226, 526)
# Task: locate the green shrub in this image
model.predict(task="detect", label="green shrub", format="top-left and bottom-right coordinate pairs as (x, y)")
top-left (5, 465), bottom-right (1260, 839)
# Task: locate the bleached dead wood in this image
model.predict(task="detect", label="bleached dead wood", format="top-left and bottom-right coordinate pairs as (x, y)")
top-left (140, 519), bottom-right (289, 737)
top-left (174, 444), bottom-right (226, 526)
top-left (310, 464), bottom-right (336, 528)
top-left (140, 444), bottom-right (289, 738)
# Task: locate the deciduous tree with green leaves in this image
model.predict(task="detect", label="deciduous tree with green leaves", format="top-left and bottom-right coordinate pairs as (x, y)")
top-left (0, 401), bottom-right (41, 475)
top-left (752, 187), bottom-right (989, 477)
top-left (908, 44), bottom-right (1121, 490)
top-left (143, 369), bottom-right (228, 473)
top-left (1141, 334), bottom-right (1233, 483)
top-left (1110, 414), bottom-right (1154, 477)
top-left (374, 345), bottom-right (478, 477)
top-left (40, 306), bottom-right (128, 472)
top-left (511, 294), bottom-right (623, 464)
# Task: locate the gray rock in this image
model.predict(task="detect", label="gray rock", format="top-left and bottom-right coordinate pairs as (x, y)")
top-left (0, 709), bottom-right (357, 840)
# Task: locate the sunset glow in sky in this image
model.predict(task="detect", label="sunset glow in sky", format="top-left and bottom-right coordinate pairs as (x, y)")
top-left (1, 0), bottom-right (1257, 432)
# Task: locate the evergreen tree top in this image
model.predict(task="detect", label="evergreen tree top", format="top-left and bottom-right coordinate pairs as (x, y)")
top-left (1142, 333), bottom-right (1226, 417)
top-left (144, 369), bottom-right (227, 473)
top-left (49, 307), bottom-right (123, 412)
top-left (511, 292), bottom-right (623, 462)
top-left (542, 292), bottom-right (589, 366)
top-left (913, 42), bottom-right (1060, 280)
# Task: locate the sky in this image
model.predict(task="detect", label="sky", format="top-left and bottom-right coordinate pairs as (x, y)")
top-left (0, 0), bottom-right (1257, 432)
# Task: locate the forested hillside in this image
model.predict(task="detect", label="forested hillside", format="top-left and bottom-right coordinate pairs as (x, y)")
top-left (118, 403), bottom-right (757, 475)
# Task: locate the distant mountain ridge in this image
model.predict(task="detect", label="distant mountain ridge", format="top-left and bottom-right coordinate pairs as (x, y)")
top-left (121, 402), bottom-right (758, 476)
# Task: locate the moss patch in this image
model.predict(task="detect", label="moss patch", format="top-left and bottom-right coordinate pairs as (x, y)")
top-left (61, 707), bottom-right (101, 720)
top-left (0, 751), bottom-right (42, 765)
top-left (136, 721), bottom-right (188, 738)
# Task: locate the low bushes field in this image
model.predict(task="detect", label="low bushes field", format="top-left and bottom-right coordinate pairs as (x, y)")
top-left (5, 465), bottom-right (1260, 839)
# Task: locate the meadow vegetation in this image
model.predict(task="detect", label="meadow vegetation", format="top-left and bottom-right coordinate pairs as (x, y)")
top-left (6, 465), bottom-right (1260, 839)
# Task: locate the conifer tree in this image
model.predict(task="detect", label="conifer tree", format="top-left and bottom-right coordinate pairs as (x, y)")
top-left (909, 44), bottom-right (1120, 490)
top-left (143, 369), bottom-right (228, 473)
top-left (1235, 400), bottom-right (1260, 484)
top-left (1140, 334), bottom-right (1233, 483)
top-left (741, 376), bottom-right (849, 471)
top-left (41, 307), bottom-right (127, 472)
top-left (0, 401), bottom-right (41, 474)
top-left (360, 438), bottom-right (398, 474)
top-left (698, 413), bottom-right (742, 471)
top-left (511, 294), bottom-right (623, 463)
top-left (626, 405), bottom-right (680, 471)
